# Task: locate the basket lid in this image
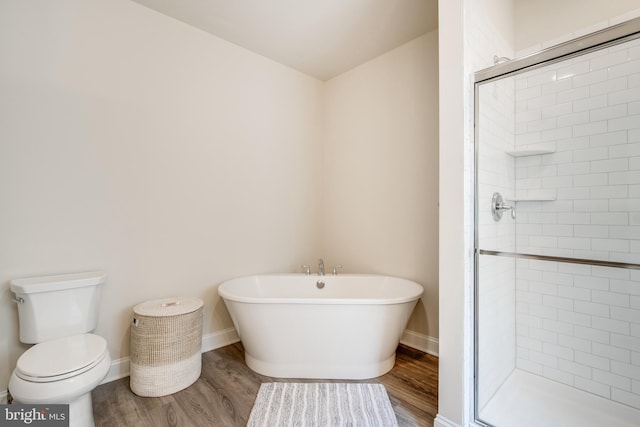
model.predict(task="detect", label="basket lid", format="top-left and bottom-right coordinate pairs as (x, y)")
top-left (133, 297), bottom-right (203, 317)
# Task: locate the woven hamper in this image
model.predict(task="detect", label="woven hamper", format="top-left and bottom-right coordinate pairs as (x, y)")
top-left (130, 297), bottom-right (203, 397)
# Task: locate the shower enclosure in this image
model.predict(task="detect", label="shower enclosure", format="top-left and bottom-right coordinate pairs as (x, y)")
top-left (474, 17), bottom-right (640, 427)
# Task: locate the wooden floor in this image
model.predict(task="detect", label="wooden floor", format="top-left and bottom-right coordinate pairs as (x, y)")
top-left (92, 343), bottom-right (438, 426)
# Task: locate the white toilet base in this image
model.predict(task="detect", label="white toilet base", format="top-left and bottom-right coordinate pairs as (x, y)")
top-left (69, 392), bottom-right (95, 427)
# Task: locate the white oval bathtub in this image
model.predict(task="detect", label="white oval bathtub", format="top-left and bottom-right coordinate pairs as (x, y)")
top-left (218, 274), bottom-right (423, 379)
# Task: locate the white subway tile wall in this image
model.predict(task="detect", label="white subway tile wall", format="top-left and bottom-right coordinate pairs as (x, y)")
top-left (515, 38), bottom-right (640, 405)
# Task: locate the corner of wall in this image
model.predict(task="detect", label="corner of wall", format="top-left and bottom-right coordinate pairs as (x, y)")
top-left (401, 329), bottom-right (439, 356)
top-left (434, 414), bottom-right (462, 427)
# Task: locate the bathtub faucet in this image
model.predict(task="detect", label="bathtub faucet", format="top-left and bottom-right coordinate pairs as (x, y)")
top-left (318, 258), bottom-right (325, 276)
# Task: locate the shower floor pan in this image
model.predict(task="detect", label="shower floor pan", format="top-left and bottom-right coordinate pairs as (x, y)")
top-left (479, 369), bottom-right (640, 427)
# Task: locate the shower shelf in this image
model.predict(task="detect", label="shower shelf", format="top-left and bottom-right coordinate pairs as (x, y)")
top-left (505, 149), bottom-right (555, 157)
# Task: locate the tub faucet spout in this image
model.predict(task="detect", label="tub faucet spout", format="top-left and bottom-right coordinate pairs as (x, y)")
top-left (318, 258), bottom-right (325, 276)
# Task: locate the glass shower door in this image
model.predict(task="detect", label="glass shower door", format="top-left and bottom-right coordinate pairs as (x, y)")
top-left (474, 19), bottom-right (640, 427)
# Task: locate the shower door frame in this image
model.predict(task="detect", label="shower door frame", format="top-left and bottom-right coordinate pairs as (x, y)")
top-left (473, 16), bottom-right (640, 426)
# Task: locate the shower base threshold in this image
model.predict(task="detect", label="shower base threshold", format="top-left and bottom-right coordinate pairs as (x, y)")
top-left (479, 369), bottom-right (640, 427)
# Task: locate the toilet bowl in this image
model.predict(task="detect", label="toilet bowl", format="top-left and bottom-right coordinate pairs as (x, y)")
top-left (9, 272), bottom-right (110, 427)
top-left (9, 335), bottom-right (111, 426)
top-left (10, 334), bottom-right (110, 399)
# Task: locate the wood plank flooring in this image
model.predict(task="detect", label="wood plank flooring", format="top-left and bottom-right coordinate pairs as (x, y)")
top-left (93, 342), bottom-right (438, 426)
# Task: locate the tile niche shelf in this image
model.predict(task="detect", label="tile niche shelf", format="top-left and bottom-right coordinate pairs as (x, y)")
top-left (505, 148), bottom-right (556, 157)
top-left (504, 147), bottom-right (557, 201)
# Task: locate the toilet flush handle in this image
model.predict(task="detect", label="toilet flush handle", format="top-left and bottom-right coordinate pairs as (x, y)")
top-left (12, 297), bottom-right (24, 304)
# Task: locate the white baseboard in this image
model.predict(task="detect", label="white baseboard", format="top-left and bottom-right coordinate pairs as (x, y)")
top-left (400, 329), bottom-right (439, 357)
top-left (100, 327), bottom-right (240, 385)
top-left (101, 327), bottom-right (429, 385)
top-left (11, 327), bottom-right (430, 391)
top-left (101, 356), bottom-right (131, 384)
top-left (201, 326), bottom-right (240, 353)
top-left (434, 414), bottom-right (461, 427)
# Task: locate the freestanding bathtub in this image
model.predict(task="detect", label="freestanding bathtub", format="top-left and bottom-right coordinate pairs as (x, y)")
top-left (218, 274), bottom-right (423, 379)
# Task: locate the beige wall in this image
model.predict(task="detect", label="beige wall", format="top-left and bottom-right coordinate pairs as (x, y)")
top-left (0, 0), bottom-right (323, 390)
top-left (515, 0), bottom-right (640, 51)
top-left (0, 0), bottom-right (438, 393)
top-left (463, 0), bottom-right (640, 60)
top-left (475, 0), bottom-right (516, 53)
top-left (322, 32), bottom-right (440, 341)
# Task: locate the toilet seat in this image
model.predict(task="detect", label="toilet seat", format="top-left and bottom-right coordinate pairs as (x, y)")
top-left (16, 334), bottom-right (108, 383)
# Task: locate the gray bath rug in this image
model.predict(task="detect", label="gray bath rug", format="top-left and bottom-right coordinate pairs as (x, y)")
top-left (247, 382), bottom-right (398, 427)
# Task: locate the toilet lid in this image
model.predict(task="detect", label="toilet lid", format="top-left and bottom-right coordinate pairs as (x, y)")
top-left (16, 334), bottom-right (107, 383)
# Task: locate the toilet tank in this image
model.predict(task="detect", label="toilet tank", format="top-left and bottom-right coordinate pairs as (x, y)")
top-left (10, 271), bottom-right (106, 344)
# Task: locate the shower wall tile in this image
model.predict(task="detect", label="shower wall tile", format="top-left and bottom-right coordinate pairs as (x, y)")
top-left (592, 317), bottom-right (630, 335)
top-left (575, 301), bottom-right (609, 317)
top-left (573, 326), bottom-right (610, 344)
top-left (575, 225), bottom-right (609, 237)
top-left (593, 266), bottom-right (631, 279)
top-left (558, 286), bottom-right (590, 301)
top-left (544, 365), bottom-right (575, 386)
top-left (612, 388), bottom-right (640, 409)
top-left (612, 361), bottom-right (640, 380)
top-left (559, 358), bottom-right (592, 377)
top-left (612, 334), bottom-right (640, 352)
top-left (611, 280), bottom-right (640, 295)
top-left (591, 212), bottom-right (628, 225)
top-left (591, 104), bottom-right (627, 121)
top-left (593, 342), bottom-right (631, 363)
top-left (574, 95), bottom-right (607, 112)
top-left (517, 358), bottom-right (543, 375)
top-left (576, 350), bottom-right (610, 370)
top-left (575, 376), bottom-right (611, 398)
top-left (610, 86), bottom-right (640, 105)
top-left (590, 130), bottom-right (627, 146)
top-left (613, 306), bottom-right (640, 322)
top-left (594, 368), bottom-right (632, 391)
top-left (610, 115), bottom-right (640, 131)
top-left (558, 310), bottom-right (591, 326)
top-left (530, 303), bottom-right (558, 319)
top-left (592, 290), bottom-right (630, 307)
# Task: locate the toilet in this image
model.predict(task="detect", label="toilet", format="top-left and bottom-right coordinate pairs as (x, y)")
top-left (8, 271), bottom-right (111, 427)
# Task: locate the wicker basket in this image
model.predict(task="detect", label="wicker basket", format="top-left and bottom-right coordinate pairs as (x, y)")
top-left (129, 297), bottom-right (203, 397)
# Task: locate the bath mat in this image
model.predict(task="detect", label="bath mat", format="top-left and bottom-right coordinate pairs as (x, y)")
top-left (247, 382), bottom-right (398, 427)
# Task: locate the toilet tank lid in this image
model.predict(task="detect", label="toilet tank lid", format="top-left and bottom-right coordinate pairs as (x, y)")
top-left (10, 271), bottom-right (106, 294)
